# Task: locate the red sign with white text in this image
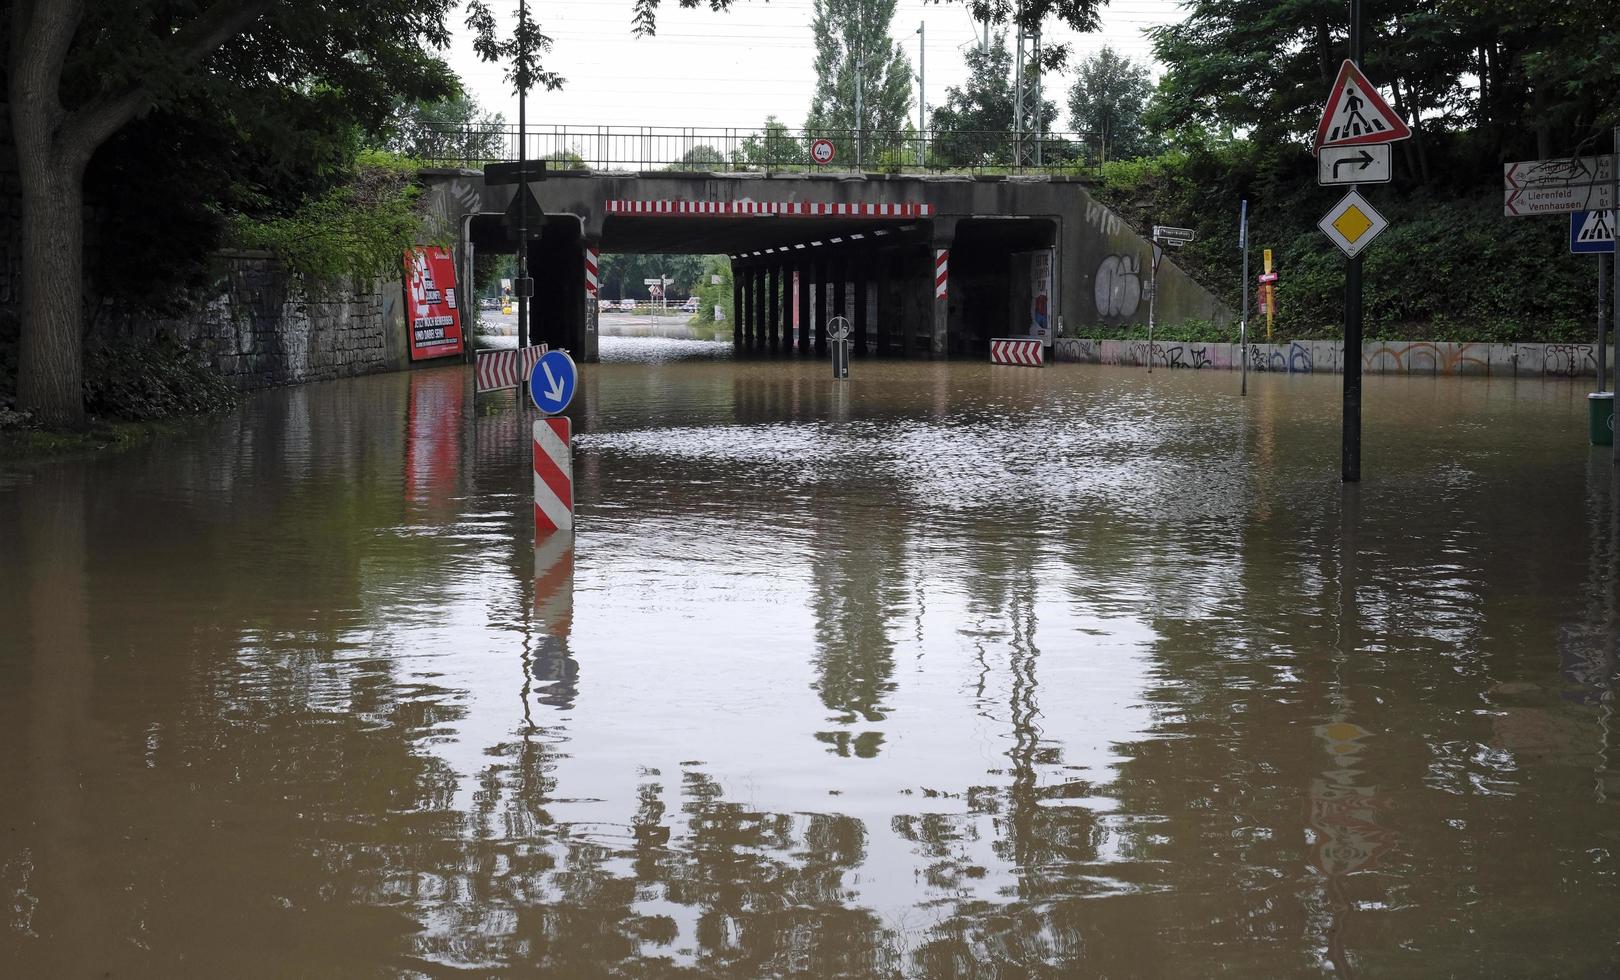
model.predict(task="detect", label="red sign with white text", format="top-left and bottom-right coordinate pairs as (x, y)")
top-left (405, 246), bottom-right (465, 361)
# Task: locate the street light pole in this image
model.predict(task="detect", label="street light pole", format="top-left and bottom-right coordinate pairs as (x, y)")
top-left (916, 22), bottom-right (926, 166)
top-left (516, 0), bottom-right (530, 354)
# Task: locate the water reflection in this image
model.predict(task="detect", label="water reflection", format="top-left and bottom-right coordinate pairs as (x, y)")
top-left (2, 350), bottom-right (1618, 975)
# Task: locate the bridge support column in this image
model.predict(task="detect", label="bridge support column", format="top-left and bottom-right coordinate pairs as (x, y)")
top-left (853, 261), bottom-right (869, 357)
top-left (767, 263), bottom-right (781, 350)
top-left (833, 256), bottom-right (847, 346)
top-left (931, 225), bottom-right (955, 359)
top-left (876, 253), bottom-right (896, 356)
top-left (753, 263), bottom-right (767, 352)
top-left (814, 257), bottom-right (830, 356)
top-left (797, 257), bottom-right (812, 354)
top-left (732, 259), bottom-right (747, 352)
top-left (582, 236), bottom-right (600, 363)
top-left (780, 261), bottom-right (794, 354)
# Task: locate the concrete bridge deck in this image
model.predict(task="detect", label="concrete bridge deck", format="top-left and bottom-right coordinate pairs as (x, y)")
top-left (421, 169), bottom-right (1230, 363)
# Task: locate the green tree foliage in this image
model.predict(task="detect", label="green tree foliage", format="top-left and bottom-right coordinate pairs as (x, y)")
top-left (690, 255), bottom-right (734, 332)
top-left (1147, 0), bottom-right (1620, 172)
top-left (672, 144), bottom-right (728, 170)
top-left (1067, 46), bottom-right (1158, 163)
top-left (805, 0), bottom-right (914, 149)
top-left (737, 115), bottom-right (807, 170)
top-left (386, 94), bottom-right (508, 164)
top-left (4, 0), bottom-right (461, 426)
top-left (597, 254), bottom-right (706, 302)
top-left (928, 34), bottom-right (1058, 167)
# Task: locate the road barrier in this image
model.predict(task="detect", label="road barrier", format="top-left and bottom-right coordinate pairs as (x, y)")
top-left (991, 338), bottom-right (1044, 367)
top-left (476, 344), bottom-right (547, 393)
top-left (533, 417), bottom-right (574, 537)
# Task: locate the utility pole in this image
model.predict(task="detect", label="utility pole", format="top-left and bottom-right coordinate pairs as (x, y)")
top-left (1013, 10), bottom-right (1043, 168)
top-left (915, 22), bottom-right (926, 166)
top-left (1240, 198), bottom-right (1250, 396)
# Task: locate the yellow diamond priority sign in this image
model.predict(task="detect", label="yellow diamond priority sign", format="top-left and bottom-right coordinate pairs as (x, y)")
top-left (1318, 189), bottom-right (1388, 258)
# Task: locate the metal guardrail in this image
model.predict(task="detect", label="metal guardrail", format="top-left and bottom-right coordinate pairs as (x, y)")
top-left (403, 124), bottom-right (1098, 175)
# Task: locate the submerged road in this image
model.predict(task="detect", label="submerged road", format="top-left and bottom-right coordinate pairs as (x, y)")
top-left (2, 337), bottom-right (1617, 975)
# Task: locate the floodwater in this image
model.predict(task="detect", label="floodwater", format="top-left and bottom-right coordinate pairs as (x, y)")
top-left (3, 338), bottom-right (1618, 977)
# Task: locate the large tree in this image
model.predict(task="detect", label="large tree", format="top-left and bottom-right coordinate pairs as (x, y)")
top-left (387, 94), bottom-right (509, 166)
top-left (804, 0), bottom-right (914, 154)
top-left (6, 0), bottom-right (457, 427)
top-left (1067, 45), bottom-right (1157, 163)
top-left (928, 33), bottom-right (1059, 167)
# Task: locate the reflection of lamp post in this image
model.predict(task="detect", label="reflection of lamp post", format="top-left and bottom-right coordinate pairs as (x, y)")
top-left (516, 0), bottom-right (531, 353)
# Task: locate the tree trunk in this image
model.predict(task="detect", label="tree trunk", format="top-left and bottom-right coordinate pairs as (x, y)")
top-left (15, 148), bottom-right (88, 429)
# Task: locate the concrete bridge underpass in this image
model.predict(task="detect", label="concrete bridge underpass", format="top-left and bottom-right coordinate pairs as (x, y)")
top-left (420, 169), bottom-right (1230, 363)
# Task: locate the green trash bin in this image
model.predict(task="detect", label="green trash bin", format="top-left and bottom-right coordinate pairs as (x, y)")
top-left (1591, 392), bottom-right (1615, 446)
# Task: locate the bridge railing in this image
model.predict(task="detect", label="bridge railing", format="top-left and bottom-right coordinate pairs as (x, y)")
top-left (401, 124), bottom-right (1099, 176)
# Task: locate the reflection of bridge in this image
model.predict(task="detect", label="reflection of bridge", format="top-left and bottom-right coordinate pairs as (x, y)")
top-left (419, 162), bottom-right (1230, 364)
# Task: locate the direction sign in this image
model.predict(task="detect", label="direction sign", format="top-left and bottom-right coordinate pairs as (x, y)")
top-left (1318, 144), bottom-right (1391, 185)
top-left (1504, 181), bottom-right (1614, 217)
top-left (529, 349), bottom-right (578, 415)
top-left (1314, 60), bottom-right (1412, 155)
top-left (1570, 210), bottom-right (1616, 254)
top-left (1153, 225), bottom-right (1195, 245)
top-left (810, 139), bottom-right (836, 165)
top-left (1504, 156), bottom-right (1616, 190)
top-left (1318, 190), bottom-right (1388, 258)
top-left (826, 315), bottom-right (851, 340)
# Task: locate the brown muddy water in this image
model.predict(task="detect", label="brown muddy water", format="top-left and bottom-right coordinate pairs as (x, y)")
top-left (2, 337), bottom-right (1618, 977)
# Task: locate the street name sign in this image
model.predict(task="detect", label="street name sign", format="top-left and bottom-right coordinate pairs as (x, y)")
top-left (1313, 60), bottom-right (1412, 155)
top-left (1153, 225), bottom-right (1196, 245)
top-left (1318, 190), bottom-right (1388, 258)
top-left (1504, 155), bottom-right (1616, 190)
top-left (484, 160), bottom-right (548, 185)
top-left (1318, 144), bottom-right (1391, 185)
top-left (1570, 210), bottom-right (1616, 254)
top-left (529, 349), bottom-right (579, 415)
top-left (1504, 181), bottom-right (1614, 217)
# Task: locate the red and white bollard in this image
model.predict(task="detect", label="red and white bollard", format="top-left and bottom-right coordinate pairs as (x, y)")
top-left (533, 417), bottom-right (573, 537)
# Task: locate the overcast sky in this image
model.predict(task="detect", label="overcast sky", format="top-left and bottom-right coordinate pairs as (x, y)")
top-left (444, 0), bottom-right (1185, 132)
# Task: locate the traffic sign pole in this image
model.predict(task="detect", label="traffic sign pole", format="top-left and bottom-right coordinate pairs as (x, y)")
top-left (1343, 0), bottom-right (1363, 483)
top-left (1613, 123), bottom-right (1619, 465)
top-left (1240, 199), bottom-right (1249, 397)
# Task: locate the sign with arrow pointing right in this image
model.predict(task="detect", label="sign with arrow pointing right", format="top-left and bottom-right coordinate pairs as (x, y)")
top-left (1318, 144), bottom-right (1391, 186)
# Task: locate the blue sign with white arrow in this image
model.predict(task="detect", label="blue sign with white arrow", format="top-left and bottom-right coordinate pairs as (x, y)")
top-left (529, 349), bottom-right (578, 415)
top-left (1571, 210), bottom-right (1615, 254)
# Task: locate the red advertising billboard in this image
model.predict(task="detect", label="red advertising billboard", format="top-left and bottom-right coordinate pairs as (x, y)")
top-left (405, 246), bottom-right (465, 361)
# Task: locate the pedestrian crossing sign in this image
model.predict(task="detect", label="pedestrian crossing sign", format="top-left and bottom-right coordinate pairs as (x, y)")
top-left (1570, 210), bottom-right (1615, 254)
top-left (1313, 60), bottom-right (1412, 156)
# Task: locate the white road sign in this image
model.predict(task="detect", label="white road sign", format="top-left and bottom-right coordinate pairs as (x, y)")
top-left (1504, 156), bottom-right (1616, 190)
top-left (1504, 182), bottom-right (1614, 217)
top-left (1153, 225), bottom-right (1195, 244)
top-left (1318, 144), bottom-right (1392, 185)
top-left (1313, 60), bottom-right (1411, 155)
top-left (1318, 190), bottom-right (1388, 258)
top-left (826, 315), bottom-right (851, 341)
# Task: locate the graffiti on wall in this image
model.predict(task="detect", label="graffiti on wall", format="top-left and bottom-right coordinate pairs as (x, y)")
top-left (1084, 200), bottom-right (1123, 237)
top-left (1362, 342), bottom-right (1489, 375)
top-left (1094, 255), bottom-right (1143, 318)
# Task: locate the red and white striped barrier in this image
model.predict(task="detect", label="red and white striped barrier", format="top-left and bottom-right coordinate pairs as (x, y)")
top-left (605, 200), bottom-right (933, 218)
top-left (584, 245), bottom-right (599, 298)
top-left (934, 249), bottom-right (949, 300)
top-left (533, 417), bottom-right (574, 536)
top-left (476, 344), bottom-right (548, 393)
top-left (533, 531), bottom-right (574, 636)
top-left (991, 338), bottom-right (1044, 367)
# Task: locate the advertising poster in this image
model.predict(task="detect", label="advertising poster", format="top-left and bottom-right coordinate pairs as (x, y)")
top-left (405, 246), bottom-right (465, 361)
top-left (1030, 248), bottom-right (1054, 346)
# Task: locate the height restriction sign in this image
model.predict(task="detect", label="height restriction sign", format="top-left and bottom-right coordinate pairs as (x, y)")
top-left (1313, 60), bottom-right (1411, 155)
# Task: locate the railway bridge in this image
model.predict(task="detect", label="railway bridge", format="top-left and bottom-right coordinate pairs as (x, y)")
top-left (419, 167), bottom-right (1229, 363)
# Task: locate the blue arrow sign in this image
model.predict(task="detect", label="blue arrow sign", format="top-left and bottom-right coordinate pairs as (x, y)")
top-left (1571, 210), bottom-right (1615, 254)
top-left (529, 349), bottom-right (578, 415)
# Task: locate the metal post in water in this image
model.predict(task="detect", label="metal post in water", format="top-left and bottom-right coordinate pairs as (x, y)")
top-left (1240, 198), bottom-right (1250, 397)
top-left (1613, 123), bottom-right (1619, 464)
top-left (1341, 0), bottom-right (1364, 482)
top-left (1600, 254), bottom-right (1608, 393)
top-left (1147, 237), bottom-right (1158, 374)
top-left (516, 0), bottom-right (530, 355)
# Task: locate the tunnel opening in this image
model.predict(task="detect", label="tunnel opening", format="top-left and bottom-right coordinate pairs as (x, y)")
top-left (948, 218), bottom-right (1059, 357)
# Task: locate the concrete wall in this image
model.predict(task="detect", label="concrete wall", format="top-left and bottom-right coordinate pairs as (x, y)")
top-left (1054, 338), bottom-right (1620, 377)
top-left (103, 251), bottom-right (407, 390)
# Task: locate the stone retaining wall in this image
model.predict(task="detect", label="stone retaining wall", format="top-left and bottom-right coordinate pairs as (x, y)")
top-left (103, 251), bottom-right (410, 390)
top-left (1054, 338), bottom-right (1620, 378)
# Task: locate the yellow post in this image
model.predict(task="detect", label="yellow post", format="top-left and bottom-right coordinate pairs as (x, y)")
top-left (1263, 248), bottom-right (1275, 340)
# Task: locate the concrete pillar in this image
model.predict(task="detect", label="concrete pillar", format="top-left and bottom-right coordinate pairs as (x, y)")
top-left (797, 257), bottom-right (812, 353)
top-left (732, 260), bottom-right (744, 353)
top-left (875, 252), bottom-right (896, 356)
top-left (581, 236), bottom-right (600, 363)
top-left (853, 262), bottom-right (869, 357)
top-left (751, 264), bottom-right (764, 351)
top-left (931, 225), bottom-right (955, 359)
top-left (768, 263), bottom-right (781, 351)
top-left (814, 256), bottom-right (830, 355)
top-left (780, 261), bottom-right (794, 355)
